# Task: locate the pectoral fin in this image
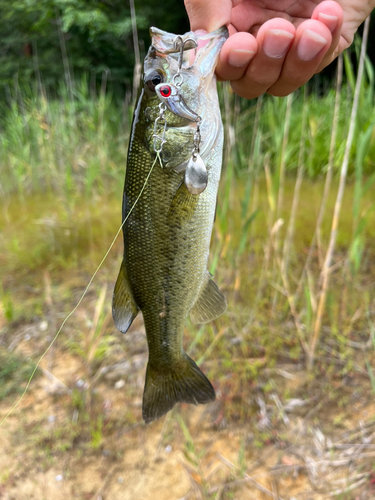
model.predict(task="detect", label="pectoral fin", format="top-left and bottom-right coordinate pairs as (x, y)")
top-left (167, 181), bottom-right (198, 222)
top-left (112, 259), bottom-right (139, 333)
top-left (190, 273), bottom-right (227, 324)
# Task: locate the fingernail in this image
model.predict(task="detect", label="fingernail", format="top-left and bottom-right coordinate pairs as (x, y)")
top-left (228, 49), bottom-right (256, 67)
top-left (317, 13), bottom-right (338, 32)
top-left (263, 30), bottom-right (294, 58)
top-left (298, 29), bottom-right (328, 61)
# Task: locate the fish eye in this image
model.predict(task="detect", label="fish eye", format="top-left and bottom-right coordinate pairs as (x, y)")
top-left (146, 72), bottom-right (163, 92)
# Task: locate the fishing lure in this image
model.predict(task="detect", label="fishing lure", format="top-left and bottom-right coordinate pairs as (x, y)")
top-left (152, 36), bottom-right (208, 195)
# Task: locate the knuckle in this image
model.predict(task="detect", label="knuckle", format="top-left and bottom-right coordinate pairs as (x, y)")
top-left (251, 73), bottom-right (277, 88)
top-left (246, 63), bottom-right (282, 88)
top-left (231, 80), bottom-right (262, 100)
top-left (268, 87), bottom-right (293, 97)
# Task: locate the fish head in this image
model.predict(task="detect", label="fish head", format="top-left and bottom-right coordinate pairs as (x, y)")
top-left (140, 26), bottom-right (228, 170)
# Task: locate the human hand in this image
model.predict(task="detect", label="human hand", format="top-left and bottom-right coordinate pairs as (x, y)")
top-left (185, 0), bottom-right (375, 98)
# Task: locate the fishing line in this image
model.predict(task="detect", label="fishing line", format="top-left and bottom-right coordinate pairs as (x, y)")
top-left (0, 152), bottom-right (163, 426)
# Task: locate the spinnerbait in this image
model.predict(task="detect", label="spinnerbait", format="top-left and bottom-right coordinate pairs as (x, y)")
top-left (152, 35), bottom-right (208, 195)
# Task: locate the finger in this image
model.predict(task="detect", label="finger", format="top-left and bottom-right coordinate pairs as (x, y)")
top-left (216, 32), bottom-right (257, 82)
top-left (184, 0), bottom-right (233, 32)
top-left (311, 1), bottom-right (344, 72)
top-left (229, 19), bottom-right (295, 99)
top-left (267, 20), bottom-right (332, 96)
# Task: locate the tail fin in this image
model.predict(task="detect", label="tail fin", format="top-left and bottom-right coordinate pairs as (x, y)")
top-left (142, 354), bottom-right (215, 424)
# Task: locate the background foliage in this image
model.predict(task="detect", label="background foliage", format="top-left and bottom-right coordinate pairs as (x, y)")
top-left (1, 1), bottom-right (375, 97)
top-left (0, 0), bottom-right (189, 93)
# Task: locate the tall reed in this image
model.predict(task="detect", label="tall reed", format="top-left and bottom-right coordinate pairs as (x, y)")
top-left (0, 78), bottom-right (129, 198)
top-left (213, 23), bottom-right (375, 373)
top-left (309, 16), bottom-right (370, 368)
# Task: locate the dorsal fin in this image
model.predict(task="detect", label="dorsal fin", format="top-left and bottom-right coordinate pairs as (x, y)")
top-left (190, 273), bottom-right (226, 324)
top-left (112, 259), bottom-right (139, 333)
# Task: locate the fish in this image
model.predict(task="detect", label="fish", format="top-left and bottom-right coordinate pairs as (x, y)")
top-left (112, 26), bottom-right (228, 423)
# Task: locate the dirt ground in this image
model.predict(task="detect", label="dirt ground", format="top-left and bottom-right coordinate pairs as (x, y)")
top-left (1, 312), bottom-right (375, 500)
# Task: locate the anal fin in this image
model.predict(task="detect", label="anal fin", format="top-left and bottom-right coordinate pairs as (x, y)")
top-left (112, 259), bottom-right (139, 333)
top-left (190, 273), bottom-right (227, 324)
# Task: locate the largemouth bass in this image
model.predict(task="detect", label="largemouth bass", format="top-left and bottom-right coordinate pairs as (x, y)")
top-left (112, 26), bottom-right (228, 423)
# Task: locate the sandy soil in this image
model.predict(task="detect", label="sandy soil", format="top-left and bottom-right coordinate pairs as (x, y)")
top-left (1, 315), bottom-right (375, 500)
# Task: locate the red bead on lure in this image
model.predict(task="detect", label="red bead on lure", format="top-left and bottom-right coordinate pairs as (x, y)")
top-left (159, 85), bottom-right (172, 98)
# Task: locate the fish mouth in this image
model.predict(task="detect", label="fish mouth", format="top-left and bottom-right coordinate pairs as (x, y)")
top-left (149, 26), bottom-right (228, 75)
top-left (149, 26), bottom-right (228, 56)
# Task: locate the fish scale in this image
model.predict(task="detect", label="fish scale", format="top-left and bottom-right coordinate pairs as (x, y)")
top-left (112, 26), bottom-right (228, 423)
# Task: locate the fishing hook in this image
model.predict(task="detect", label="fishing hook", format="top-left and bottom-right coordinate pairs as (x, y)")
top-left (173, 36), bottom-right (197, 87)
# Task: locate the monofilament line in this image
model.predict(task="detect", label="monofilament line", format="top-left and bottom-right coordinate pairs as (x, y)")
top-left (0, 152), bottom-right (162, 426)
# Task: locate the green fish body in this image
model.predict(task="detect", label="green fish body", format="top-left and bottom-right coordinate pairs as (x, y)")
top-left (113, 27), bottom-right (228, 423)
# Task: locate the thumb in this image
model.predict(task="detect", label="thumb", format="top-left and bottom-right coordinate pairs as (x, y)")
top-left (184, 0), bottom-right (233, 32)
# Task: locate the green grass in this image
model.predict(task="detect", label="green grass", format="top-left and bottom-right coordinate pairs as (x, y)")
top-left (0, 348), bottom-right (39, 400)
top-left (0, 76), bottom-right (129, 197)
top-left (0, 49), bottom-right (375, 200)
